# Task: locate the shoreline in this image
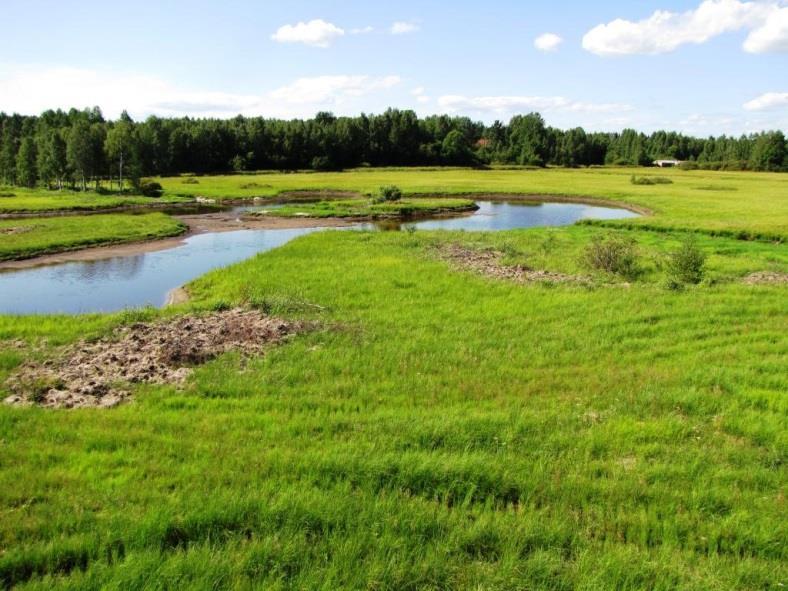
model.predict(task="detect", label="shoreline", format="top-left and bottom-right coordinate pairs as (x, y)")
top-left (0, 194), bottom-right (649, 270)
top-left (0, 214), bottom-right (353, 271)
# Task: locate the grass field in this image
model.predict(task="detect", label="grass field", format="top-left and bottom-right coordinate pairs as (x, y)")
top-left (0, 168), bottom-right (786, 589)
top-left (157, 167), bottom-right (788, 240)
top-left (259, 197), bottom-right (478, 219)
top-left (0, 214), bottom-right (186, 261)
top-left (0, 188), bottom-right (187, 213)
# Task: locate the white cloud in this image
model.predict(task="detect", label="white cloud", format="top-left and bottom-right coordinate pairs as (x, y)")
top-left (390, 21), bottom-right (419, 35)
top-left (437, 95), bottom-right (632, 114)
top-left (534, 33), bottom-right (563, 52)
top-left (582, 0), bottom-right (788, 56)
top-left (743, 91), bottom-right (788, 110)
top-left (743, 5), bottom-right (788, 52)
top-left (271, 19), bottom-right (345, 48)
top-left (0, 66), bottom-right (402, 119)
top-left (269, 75), bottom-right (401, 105)
top-left (410, 87), bottom-right (430, 104)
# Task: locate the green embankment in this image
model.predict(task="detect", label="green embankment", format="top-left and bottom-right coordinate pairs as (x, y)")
top-left (0, 213), bottom-right (186, 261)
top-left (257, 197), bottom-right (478, 219)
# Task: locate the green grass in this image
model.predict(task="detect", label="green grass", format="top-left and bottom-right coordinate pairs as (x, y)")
top-left (0, 168), bottom-right (786, 589)
top-left (0, 223), bottom-right (786, 589)
top-left (0, 213), bottom-right (186, 261)
top-left (0, 187), bottom-right (188, 213)
top-left (156, 167), bottom-right (788, 240)
top-left (260, 197), bottom-right (477, 219)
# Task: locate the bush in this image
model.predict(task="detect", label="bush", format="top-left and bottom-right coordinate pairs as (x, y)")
top-left (665, 236), bottom-right (706, 287)
top-left (374, 185), bottom-right (403, 203)
top-left (139, 181), bottom-right (163, 198)
top-left (181, 177), bottom-right (199, 185)
top-left (630, 175), bottom-right (673, 185)
top-left (311, 156), bottom-right (339, 171)
top-left (583, 235), bottom-right (641, 279)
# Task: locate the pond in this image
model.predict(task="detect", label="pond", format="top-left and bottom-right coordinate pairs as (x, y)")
top-left (0, 200), bottom-right (638, 315)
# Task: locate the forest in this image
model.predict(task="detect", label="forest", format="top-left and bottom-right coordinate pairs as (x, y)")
top-left (1, 107), bottom-right (786, 190)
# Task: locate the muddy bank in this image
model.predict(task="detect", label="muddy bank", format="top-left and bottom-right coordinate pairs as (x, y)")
top-left (178, 211), bottom-right (352, 234)
top-left (0, 235), bottom-right (191, 270)
top-left (436, 244), bottom-right (589, 284)
top-left (0, 212), bottom-right (351, 271)
top-left (4, 309), bottom-right (306, 409)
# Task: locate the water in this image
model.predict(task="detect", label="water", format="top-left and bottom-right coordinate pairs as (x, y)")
top-left (381, 200), bottom-right (638, 231)
top-left (0, 200), bottom-right (638, 315)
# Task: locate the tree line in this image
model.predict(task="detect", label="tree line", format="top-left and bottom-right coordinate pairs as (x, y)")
top-left (1, 107), bottom-right (786, 190)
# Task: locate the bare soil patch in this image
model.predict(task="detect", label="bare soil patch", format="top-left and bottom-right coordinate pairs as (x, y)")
top-left (0, 225), bottom-right (37, 235)
top-left (4, 309), bottom-right (306, 409)
top-left (177, 211), bottom-right (352, 234)
top-left (742, 271), bottom-right (788, 285)
top-left (436, 244), bottom-right (588, 284)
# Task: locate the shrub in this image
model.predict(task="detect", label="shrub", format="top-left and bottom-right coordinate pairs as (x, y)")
top-left (230, 154), bottom-right (248, 172)
top-left (375, 185), bottom-right (403, 202)
top-left (630, 175), bottom-right (673, 185)
top-left (583, 235), bottom-right (641, 279)
top-left (679, 161), bottom-right (699, 171)
top-left (666, 236), bottom-right (706, 287)
top-left (311, 156), bottom-right (339, 171)
top-left (181, 177), bottom-right (199, 185)
top-left (139, 181), bottom-right (163, 198)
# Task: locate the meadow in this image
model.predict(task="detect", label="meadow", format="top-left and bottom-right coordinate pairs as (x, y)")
top-left (0, 167), bottom-right (785, 589)
top-left (0, 213), bottom-right (185, 261)
top-left (0, 189), bottom-right (187, 214)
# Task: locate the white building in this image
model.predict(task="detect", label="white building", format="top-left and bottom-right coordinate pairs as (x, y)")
top-left (653, 159), bottom-right (683, 168)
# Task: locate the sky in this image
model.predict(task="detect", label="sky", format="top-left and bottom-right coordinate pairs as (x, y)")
top-left (0, 0), bottom-right (786, 134)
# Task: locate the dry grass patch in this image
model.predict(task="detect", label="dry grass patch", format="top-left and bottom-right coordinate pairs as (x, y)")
top-left (436, 243), bottom-right (589, 285)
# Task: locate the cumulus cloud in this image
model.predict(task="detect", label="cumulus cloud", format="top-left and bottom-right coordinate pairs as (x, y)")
top-left (271, 19), bottom-right (345, 48)
top-left (437, 95), bottom-right (632, 114)
top-left (582, 0), bottom-right (788, 56)
top-left (390, 21), bottom-right (419, 35)
top-left (743, 91), bottom-right (788, 110)
top-left (534, 33), bottom-right (563, 52)
top-left (743, 5), bottom-right (788, 52)
top-left (0, 66), bottom-right (402, 119)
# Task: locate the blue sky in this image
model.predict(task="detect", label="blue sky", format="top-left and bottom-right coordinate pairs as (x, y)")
top-left (1, 0), bottom-right (786, 134)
